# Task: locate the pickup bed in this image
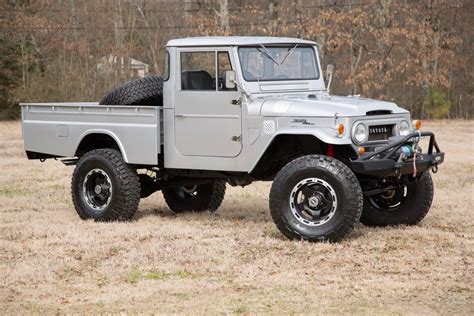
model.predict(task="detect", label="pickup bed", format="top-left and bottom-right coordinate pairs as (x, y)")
top-left (21, 103), bottom-right (162, 165)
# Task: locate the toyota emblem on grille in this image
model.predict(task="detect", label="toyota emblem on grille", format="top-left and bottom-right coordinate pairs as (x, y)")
top-left (370, 127), bottom-right (388, 133)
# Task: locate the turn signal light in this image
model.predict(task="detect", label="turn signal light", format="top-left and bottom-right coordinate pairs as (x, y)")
top-left (337, 123), bottom-right (345, 137)
top-left (413, 120), bottom-right (422, 130)
top-left (358, 147), bottom-right (366, 155)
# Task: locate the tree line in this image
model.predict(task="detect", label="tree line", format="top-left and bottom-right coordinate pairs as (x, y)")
top-left (0, 0), bottom-right (472, 119)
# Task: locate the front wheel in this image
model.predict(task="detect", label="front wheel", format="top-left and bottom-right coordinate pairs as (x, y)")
top-left (162, 180), bottom-right (226, 213)
top-left (360, 172), bottom-right (434, 227)
top-left (269, 155), bottom-right (363, 242)
top-left (71, 148), bottom-right (140, 221)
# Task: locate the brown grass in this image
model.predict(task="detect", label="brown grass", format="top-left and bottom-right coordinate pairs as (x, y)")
top-left (1, 120), bottom-right (473, 314)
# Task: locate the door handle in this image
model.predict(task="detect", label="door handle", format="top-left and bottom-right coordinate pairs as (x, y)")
top-left (231, 99), bottom-right (241, 106)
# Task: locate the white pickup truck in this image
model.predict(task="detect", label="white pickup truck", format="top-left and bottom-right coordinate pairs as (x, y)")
top-left (21, 36), bottom-right (444, 242)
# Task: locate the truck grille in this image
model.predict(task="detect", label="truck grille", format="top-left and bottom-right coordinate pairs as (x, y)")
top-left (368, 124), bottom-right (394, 141)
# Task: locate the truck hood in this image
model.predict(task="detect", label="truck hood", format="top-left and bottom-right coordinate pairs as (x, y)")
top-left (259, 95), bottom-right (408, 117)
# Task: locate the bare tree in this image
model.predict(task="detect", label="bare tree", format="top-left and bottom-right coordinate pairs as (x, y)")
top-left (1, 0), bottom-right (471, 119)
top-left (219, 0), bottom-right (230, 33)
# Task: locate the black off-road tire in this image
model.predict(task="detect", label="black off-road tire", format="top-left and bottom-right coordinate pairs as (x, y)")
top-left (71, 148), bottom-right (140, 221)
top-left (360, 172), bottom-right (434, 227)
top-left (269, 155), bottom-right (363, 242)
top-left (162, 180), bottom-right (226, 213)
top-left (99, 75), bottom-right (163, 106)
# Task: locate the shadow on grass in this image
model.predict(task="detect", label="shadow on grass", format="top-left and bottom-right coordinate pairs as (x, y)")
top-left (134, 202), bottom-right (270, 224)
top-left (134, 207), bottom-right (175, 220)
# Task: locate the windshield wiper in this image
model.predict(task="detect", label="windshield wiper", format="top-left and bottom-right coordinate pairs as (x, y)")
top-left (257, 44), bottom-right (279, 64)
top-left (257, 43), bottom-right (298, 65)
top-left (279, 44), bottom-right (298, 65)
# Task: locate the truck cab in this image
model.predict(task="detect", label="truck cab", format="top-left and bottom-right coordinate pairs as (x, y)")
top-left (163, 37), bottom-right (325, 172)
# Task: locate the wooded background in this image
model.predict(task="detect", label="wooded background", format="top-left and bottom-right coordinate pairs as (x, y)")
top-left (0, 0), bottom-right (472, 119)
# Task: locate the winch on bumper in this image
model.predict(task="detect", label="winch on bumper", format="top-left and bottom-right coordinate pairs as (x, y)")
top-left (350, 131), bottom-right (444, 177)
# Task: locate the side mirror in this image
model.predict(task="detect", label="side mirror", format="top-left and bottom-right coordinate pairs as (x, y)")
top-left (224, 70), bottom-right (236, 89)
top-left (326, 64), bottom-right (335, 81)
top-left (326, 64), bottom-right (335, 94)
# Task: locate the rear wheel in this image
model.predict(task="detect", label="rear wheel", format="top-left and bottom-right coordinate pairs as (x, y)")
top-left (162, 180), bottom-right (226, 213)
top-left (71, 148), bottom-right (140, 221)
top-left (360, 172), bottom-right (434, 227)
top-left (269, 155), bottom-right (363, 242)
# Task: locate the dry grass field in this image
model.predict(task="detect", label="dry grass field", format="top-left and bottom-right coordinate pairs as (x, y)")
top-left (1, 120), bottom-right (473, 314)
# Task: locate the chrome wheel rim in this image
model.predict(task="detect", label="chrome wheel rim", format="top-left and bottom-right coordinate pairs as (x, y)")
top-left (289, 178), bottom-right (338, 226)
top-left (82, 168), bottom-right (113, 211)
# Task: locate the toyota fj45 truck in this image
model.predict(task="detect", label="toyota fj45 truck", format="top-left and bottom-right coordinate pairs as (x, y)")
top-left (21, 36), bottom-right (444, 242)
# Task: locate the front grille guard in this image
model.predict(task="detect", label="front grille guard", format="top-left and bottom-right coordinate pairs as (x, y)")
top-left (358, 131), bottom-right (441, 161)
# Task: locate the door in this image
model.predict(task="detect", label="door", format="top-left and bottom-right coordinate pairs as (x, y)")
top-left (174, 49), bottom-right (242, 157)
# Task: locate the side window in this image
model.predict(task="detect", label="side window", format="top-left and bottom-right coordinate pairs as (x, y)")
top-left (217, 52), bottom-right (236, 91)
top-left (181, 52), bottom-right (216, 90)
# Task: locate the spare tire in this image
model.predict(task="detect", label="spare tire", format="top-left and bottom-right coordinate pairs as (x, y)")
top-left (99, 75), bottom-right (164, 106)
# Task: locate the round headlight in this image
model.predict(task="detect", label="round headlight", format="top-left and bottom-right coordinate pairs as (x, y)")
top-left (352, 122), bottom-right (368, 144)
top-left (399, 120), bottom-right (410, 136)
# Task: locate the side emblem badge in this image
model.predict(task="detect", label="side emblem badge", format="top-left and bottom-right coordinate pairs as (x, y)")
top-left (291, 119), bottom-right (315, 126)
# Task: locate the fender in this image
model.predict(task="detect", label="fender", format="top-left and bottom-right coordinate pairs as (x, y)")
top-left (274, 127), bottom-right (353, 145)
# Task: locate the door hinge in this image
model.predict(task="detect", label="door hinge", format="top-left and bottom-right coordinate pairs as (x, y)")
top-left (231, 99), bottom-right (241, 106)
top-left (231, 135), bottom-right (241, 142)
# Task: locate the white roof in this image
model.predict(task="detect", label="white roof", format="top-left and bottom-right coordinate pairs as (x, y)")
top-left (166, 36), bottom-right (317, 47)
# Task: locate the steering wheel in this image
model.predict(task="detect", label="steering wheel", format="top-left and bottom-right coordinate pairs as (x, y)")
top-left (275, 74), bottom-right (289, 80)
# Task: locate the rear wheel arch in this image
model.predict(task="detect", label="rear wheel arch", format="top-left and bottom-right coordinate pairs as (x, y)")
top-left (75, 132), bottom-right (127, 161)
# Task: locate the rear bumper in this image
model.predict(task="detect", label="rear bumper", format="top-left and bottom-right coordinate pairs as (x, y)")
top-left (349, 131), bottom-right (444, 177)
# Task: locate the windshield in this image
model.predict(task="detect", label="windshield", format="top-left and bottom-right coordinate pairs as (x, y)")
top-left (238, 46), bottom-right (319, 82)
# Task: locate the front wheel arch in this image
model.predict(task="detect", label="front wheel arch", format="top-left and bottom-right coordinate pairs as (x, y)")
top-left (250, 134), bottom-right (324, 178)
top-left (250, 134), bottom-right (357, 179)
